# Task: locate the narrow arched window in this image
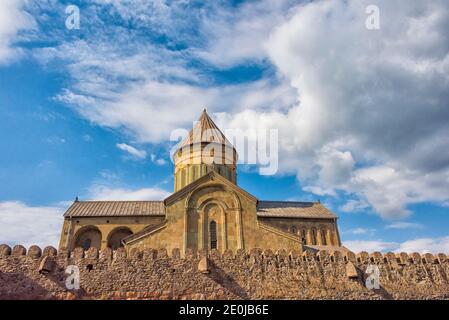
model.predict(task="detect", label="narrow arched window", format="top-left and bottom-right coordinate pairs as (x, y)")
top-left (312, 229), bottom-right (317, 245)
top-left (83, 238), bottom-right (91, 250)
top-left (290, 226), bottom-right (297, 234)
top-left (301, 229), bottom-right (307, 244)
top-left (210, 220), bottom-right (217, 249)
top-left (321, 229), bottom-right (327, 245)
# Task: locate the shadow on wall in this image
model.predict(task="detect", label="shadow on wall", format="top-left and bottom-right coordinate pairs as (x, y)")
top-left (0, 271), bottom-right (52, 300)
top-left (207, 260), bottom-right (249, 300)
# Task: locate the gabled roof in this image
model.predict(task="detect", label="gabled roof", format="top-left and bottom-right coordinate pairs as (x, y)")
top-left (63, 201), bottom-right (165, 217)
top-left (257, 201), bottom-right (337, 219)
top-left (164, 170), bottom-right (257, 206)
top-left (177, 109), bottom-right (234, 150)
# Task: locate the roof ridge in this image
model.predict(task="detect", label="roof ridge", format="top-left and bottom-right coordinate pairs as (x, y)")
top-left (177, 109), bottom-right (234, 150)
top-left (258, 200), bottom-right (318, 204)
top-left (75, 200), bottom-right (164, 203)
top-left (64, 200), bottom-right (165, 217)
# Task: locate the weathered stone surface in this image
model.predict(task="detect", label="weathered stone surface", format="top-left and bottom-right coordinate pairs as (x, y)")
top-left (38, 256), bottom-right (54, 273)
top-left (0, 244), bottom-right (11, 256)
top-left (346, 262), bottom-right (358, 279)
top-left (100, 247), bottom-right (113, 260)
top-left (0, 247), bottom-right (448, 300)
top-left (356, 251), bottom-right (369, 263)
top-left (27, 245), bottom-right (42, 259)
top-left (85, 247), bottom-right (99, 259)
top-left (437, 253), bottom-right (447, 264)
top-left (12, 245), bottom-right (26, 256)
top-left (198, 257), bottom-right (209, 274)
top-left (43, 246), bottom-right (57, 257)
top-left (73, 247), bottom-right (84, 259)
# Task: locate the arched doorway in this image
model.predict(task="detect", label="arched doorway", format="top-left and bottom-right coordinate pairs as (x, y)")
top-left (107, 227), bottom-right (133, 250)
top-left (73, 226), bottom-right (102, 250)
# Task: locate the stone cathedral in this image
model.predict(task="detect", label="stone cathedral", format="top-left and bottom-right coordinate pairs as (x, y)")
top-left (58, 110), bottom-right (342, 254)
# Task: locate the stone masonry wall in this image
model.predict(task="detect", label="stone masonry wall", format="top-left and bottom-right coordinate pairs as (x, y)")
top-left (0, 244), bottom-right (448, 300)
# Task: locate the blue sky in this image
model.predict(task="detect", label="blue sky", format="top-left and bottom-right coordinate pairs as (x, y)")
top-left (1, 0), bottom-right (449, 253)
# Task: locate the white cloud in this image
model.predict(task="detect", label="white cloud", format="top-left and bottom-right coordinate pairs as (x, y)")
top-left (55, 74), bottom-right (296, 144)
top-left (385, 222), bottom-right (424, 230)
top-left (344, 236), bottom-right (449, 254)
top-left (0, 201), bottom-right (63, 248)
top-left (0, 0), bottom-right (35, 63)
top-left (27, 0), bottom-right (449, 220)
top-left (0, 184), bottom-right (170, 247)
top-left (196, 0), bottom-right (296, 66)
top-left (116, 143), bottom-right (147, 160)
top-left (343, 228), bottom-right (376, 236)
top-left (396, 236), bottom-right (449, 254)
top-left (150, 154), bottom-right (167, 166)
top-left (343, 240), bottom-right (397, 253)
top-left (340, 199), bottom-right (371, 213)
top-left (87, 185), bottom-right (170, 201)
top-left (223, 0), bottom-right (449, 219)
top-left (46, 136), bottom-right (66, 145)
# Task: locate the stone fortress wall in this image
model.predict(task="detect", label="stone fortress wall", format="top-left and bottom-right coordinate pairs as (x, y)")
top-left (0, 244), bottom-right (448, 300)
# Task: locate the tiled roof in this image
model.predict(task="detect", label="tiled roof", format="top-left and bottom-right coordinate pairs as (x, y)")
top-left (177, 109), bottom-right (234, 150)
top-left (63, 201), bottom-right (165, 217)
top-left (257, 201), bottom-right (337, 219)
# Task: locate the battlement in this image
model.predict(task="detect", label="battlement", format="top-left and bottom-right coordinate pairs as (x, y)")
top-left (1, 244), bottom-right (448, 300)
top-left (1, 244), bottom-right (447, 265)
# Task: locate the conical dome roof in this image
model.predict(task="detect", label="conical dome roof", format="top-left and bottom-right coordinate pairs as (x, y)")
top-left (177, 108), bottom-right (235, 150)
top-left (173, 109), bottom-right (238, 191)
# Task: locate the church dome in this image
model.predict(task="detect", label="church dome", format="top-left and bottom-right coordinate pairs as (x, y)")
top-left (173, 109), bottom-right (237, 191)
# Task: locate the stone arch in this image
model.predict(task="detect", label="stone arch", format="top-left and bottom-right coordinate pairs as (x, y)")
top-left (72, 225), bottom-right (102, 251)
top-left (107, 227), bottom-right (133, 250)
top-left (187, 183), bottom-right (241, 210)
top-left (185, 183), bottom-right (243, 252)
top-left (198, 199), bottom-right (227, 252)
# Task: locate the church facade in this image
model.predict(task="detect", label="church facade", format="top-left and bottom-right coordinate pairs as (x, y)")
top-left (58, 110), bottom-right (342, 254)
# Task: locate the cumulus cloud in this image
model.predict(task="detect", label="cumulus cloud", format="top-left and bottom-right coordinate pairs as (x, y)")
top-left (343, 240), bottom-right (397, 253)
top-left (396, 236), bottom-right (449, 254)
top-left (196, 0), bottom-right (298, 66)
top-left (117, 143), bottom-right (147, 160)
top-left (0, 201), bottom-right (63, 247)
top-left (344, 236), bottom-right (449, 253)
top-left (224, 0), bottom-right (449, 219)
top-left (25, 0), bottom-right (449, 220)
top-left (0, 0), bottom-right (35, 63)
top-left (0, 184), bottom-right (171, 248)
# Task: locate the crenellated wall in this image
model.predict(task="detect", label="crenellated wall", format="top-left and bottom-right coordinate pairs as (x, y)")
top-left (0, 244), bottom-right (448, 300)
